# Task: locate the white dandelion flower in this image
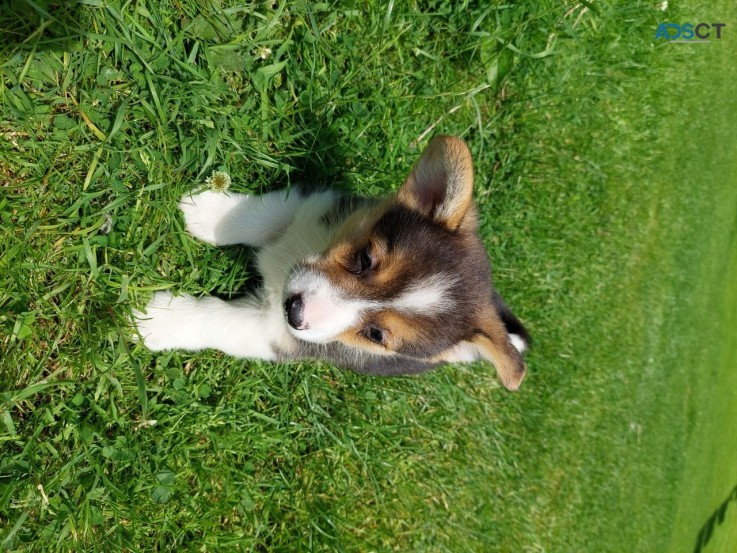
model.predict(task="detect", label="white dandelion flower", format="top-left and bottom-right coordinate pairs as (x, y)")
top-left (205, 171), bottom-right (232, 192)
top-left (255, 47), bottom-right (272, 60)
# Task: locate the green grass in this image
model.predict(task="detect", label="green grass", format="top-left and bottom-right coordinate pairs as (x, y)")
top-left (1, 0), bottom-right (736, 551)
top-left (661, 12), bottom-right (737, 550)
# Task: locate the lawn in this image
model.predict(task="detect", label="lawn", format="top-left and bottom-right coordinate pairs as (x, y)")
top-left (1, 0), bottom-right (736, 551)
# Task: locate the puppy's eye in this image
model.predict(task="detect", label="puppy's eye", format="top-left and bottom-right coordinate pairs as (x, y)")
top-left (364, 326), bottom-right (384, 345)
top-left (355, 245), bottom-right (374, 274)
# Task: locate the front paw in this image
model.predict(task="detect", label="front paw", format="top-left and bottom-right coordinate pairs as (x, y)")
top-left (179, 190), bottom-right (245, 245)
top-left (133, 292), bottom-right (195, 351)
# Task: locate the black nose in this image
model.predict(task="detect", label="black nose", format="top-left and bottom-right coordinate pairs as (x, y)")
top-left (284, 294), bottom-right (304, 329)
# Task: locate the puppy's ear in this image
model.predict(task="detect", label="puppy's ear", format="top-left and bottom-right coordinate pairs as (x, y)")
top-left (431, 307), bottom-right (529, 391)
top-left (472, 313), bottom-right (527, 391)
top-left (398, 135), bottom-right (474, 230)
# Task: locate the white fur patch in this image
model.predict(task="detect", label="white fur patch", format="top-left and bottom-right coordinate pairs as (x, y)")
top-left (509, 333), bottom-right (527, 354)
top-left (392, 275), bottom-right (455, 313)
top-left (180, 189), bottom-right (304, 246)
top-left (284, 269), bottom-right (458, 343)
top-left (133, 291), bottom-right (283, 359)
top-left (437, 341), bottom-right (481, 363)
top-left (284, 269), bottom-right (377, 343)
top-left (256, 192), bottom-right (338, 297)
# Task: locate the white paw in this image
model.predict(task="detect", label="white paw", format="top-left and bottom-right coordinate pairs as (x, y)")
top-left (133, 292), bottom-right (196, 351)
top-left (179, 190), bottom-right (248, 245)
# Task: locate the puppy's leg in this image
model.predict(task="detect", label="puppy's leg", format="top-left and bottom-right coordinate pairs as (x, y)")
top-left (179, 188), bottom-right (304, 246)
top-left (133, 292), bottom-right (283, 359)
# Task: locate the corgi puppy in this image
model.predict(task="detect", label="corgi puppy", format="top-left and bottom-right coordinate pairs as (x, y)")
top-left (134, 136), bottom-right (530, 390)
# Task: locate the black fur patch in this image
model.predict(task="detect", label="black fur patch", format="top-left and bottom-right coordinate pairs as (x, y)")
top-left (493, 290), bottom-right (531, 347)
top-left (273, 340), bottom-right (440, 376)
top-left (320, 195), bottom-right (374, 228)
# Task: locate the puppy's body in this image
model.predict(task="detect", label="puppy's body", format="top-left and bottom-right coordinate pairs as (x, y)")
top-left (135, 136), bottom-right (530, 390)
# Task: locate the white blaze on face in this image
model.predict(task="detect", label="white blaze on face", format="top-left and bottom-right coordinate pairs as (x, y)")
top-left (285, 269), bottom-right (377, 343)
top-left (285, 270), bottom-right (457, 344)
top-left (391, 275), bottom-right (456, 313)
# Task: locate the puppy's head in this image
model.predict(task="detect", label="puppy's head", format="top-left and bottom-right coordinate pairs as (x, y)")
top-left (284, 136), bottom-right (529, 390)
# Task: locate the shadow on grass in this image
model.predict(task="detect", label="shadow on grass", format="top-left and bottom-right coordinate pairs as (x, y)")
top-left (0, 0), bottom-right (83, 55)
top-left (289, 108), bottom-right (351, 191)
top-left (212, 109), bottom-right (348, 300)
top-left (693, 482), bottom-right (737, 553)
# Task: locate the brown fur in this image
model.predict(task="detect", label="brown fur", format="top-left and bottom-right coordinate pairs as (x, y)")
top-left (294, 136), bottom-right (528, 390)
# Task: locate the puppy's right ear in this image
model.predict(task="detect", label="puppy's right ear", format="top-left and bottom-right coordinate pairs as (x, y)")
top-left (398, 135), bottom-right (474, 231)
top-left (434, 298), bottom-right (528, 392)
top-left (471, 314), bottom-right (527, 392)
